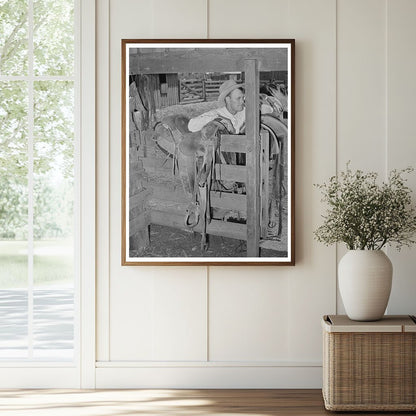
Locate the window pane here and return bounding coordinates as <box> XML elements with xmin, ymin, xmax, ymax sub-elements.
<box><xmin>0</xmin><ymin>81</ymin><xmax>28</xmax><ymax>359</ymax></box>
<box><xmin>33</xmin><ymin>80</ymin><xmax>74</xmax><ymax>359</ymax></box>
<box><xmin>0</xmin><ymin>289</ymin><xmax>28</xmax><ymax>359</ymax></box>
<box><xmin>33</xmin><ymin>0</ymin><xmax>74</xmax><ymax>76</ymax></box>
<box><xmin>0</xmin><ymin>82</ymin><xmax>28</xmax><ymax>243</ymax></box>
<box><xmin>0</xmin><ymin>0</ymin><xmax>28</xmax><ymax>76</ymax></box>
<box><xmin>33</xmin><ymin>287</ymin><xmax>74</xmax><ymax>360</ymax></box>
<box><xmin>33</xmin><ymin>81</ymin><xmax>74</xmax><ymax>256</ymax></box>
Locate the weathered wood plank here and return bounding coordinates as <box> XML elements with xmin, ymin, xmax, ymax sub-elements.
<box><xmin>180</xmin><ymin>98</ymin><xmax>205</xmax><ymax>104</ymax></box>
<box><xmin>129</xmin><ymin>188</ymin><xmax>153</xmax><ymax>208</ymax></box>
<box><xmin>205</xmin><ymin>219</ymin><xmax>246</xmax><ymax>241</ymax></box>
<box><xmin>167</xmin><ymin>74</ymin><xmax>176</xmax><ymax>106</ymax></box>
<box><xmin>245</xmin><ymin>59</ymin><xmax>261</xmax><ymax>257</ymax></box>
<box><xmin>150</xmin><ymin>210</ymin><xmax>247</xmax><ymax>241</ymax></box>
<box><xmin>142</xmin><ymin>160</ymin><xmax>246</xmax><ymax>182</ymax></box>
<box><xmin>219</xmin><ymin>134</ymin><xmax>248</xmax><ymax>153</ymax></box>
<box><xmin>129</xmin><ymin>161</ymin><xmax>144</xmax><ymax>173</ymax></box>
<box><xmin>210</xmin><ymin>192</ymin><xmax>246</xmax><ymax>213</ymax></box>
<box><xmin>148</xmin><ymin>200</ymin><xmax>188</xmax><ymax>216</ymax></box>
<box><xmin>143</xmin><ymin>158</ymin><xmax>247</xmax><ymax>183</ymax></box>
<box><xmin>130</xmin><ymin>48</ymin><xmax>288</xmax><ymax>74</ymax></box>
<box><xmin>214</xmin><ymin>164</ymin><xmax>246</xmax><ymax>182</ymax></box>
<box><xmin>147</xmin><ymin>183</ymin><xmax>187</xmax><ymax>203</ymax></box>
<box><xmin>259</xmin><ymin>239</ymin><xmax>285</xmax><ymax>252</ymax></box>
<box><xmin>148</xmin><ymin>182</ymin><xmax>247</xmax><ymax>214</ymax></box>
<box><xmin>153</xmin><ymin>75</ymin><xmax>161</xmax><ymax>109</ymax></box>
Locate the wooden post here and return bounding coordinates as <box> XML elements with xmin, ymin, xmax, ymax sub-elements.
<box><xmin>260</xmin><ymin>129</ymin><xmax>269</xmax><ymax>239</ymax></box>
<box><xmin>245</xmin><ymin>59</ymin><xmax>260</xmax><ymax>257</ymax></box>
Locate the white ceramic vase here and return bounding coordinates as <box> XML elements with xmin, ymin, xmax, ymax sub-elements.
<box><xmin>338</xmin><ymin>250</ymin><xmax>393</xmax><ymax>321</ymax></box>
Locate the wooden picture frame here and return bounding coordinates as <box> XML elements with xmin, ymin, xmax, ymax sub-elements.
<box><xmin>122</xmin><ymin>39</ymin><xmax>295</xmax><ymax>265</ymax></box>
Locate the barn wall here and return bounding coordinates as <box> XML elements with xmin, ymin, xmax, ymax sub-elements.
<box><xmin>95</xmin><ymin>0</ymin><xmax>416</xmax><ymax>387</ymax></box>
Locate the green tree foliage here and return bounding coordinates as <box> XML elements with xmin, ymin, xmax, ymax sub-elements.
<box><xmin>33</xmin><ymin>0</ymin><xmax>74</xmax><ymax>75</ymax></box>
<box><xmin>34</xmin><ymin>176</ymin><xmax>73</xmax><ymax>239</ymax></box>
<box><xmin>0</xmin><ymin>82</ymin><xmax>28</xmax><ymax>179</ymax></box>
<box><xmin>0</xmin><ymin>177</ymin><xmax>27</xmax><ymax>238</ymax></box>
<box><xmin>0</xmin><ymin>81</ymin><xmax>28</xmax><ymax>238</ymax></box>
<box><xmin>0</xmin><ymin>0</ymin><xmax>74</xmax><ymax>240</ymax></box>
<box><xmin>0</xmin><ymin>0</ymin><xmax>28</xmax><ymax>75</ymax></box>
<box><xmin>34</xmin><ymin>81</ymin><xmax>74</xmax><ymax>178</ymax></box>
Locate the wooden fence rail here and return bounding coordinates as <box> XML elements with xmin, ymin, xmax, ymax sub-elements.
<box><xmin>179</xmin><ymin>79</ymin><xmax>229</xmax><ymax>104</ymax></box>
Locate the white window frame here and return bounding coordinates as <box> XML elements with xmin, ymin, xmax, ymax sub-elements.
<box><xmin>0</xmin><ymin>0</ymin><xmax>95</xmax><ymax>388</ymax></box>
<box><xmin>79</xmin><ymin>0</ymin><xmax>96</xmax><ymax>390</ymax></box>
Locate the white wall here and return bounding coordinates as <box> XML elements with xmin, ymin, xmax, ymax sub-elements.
<box><xmin>95</xmin><ymin>0</ymin><xmax>416</xmax><ymax>388</ymax></box>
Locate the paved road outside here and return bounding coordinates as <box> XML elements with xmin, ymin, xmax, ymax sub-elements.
<box><xmin>0</xmin><ymin>287</ymin><xmax>74</xmax><ymax>360</ymax></box>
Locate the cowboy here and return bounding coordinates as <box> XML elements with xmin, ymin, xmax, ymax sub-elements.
<box><xmin>188</xmin><ymin>79</ymin><xmax>273</xmax><ymax>134</ymax></box>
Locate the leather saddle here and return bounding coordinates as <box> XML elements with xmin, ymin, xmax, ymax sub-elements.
<box><xmin>154</xmin><ymin>114</ymin><xmax>224</xmax><ymax>197</ymax></box>
<box><xmin>153</xmin><ymin>112</ymin><xmax>288</xmax><ymax>245</ymax></box>
<box><xmin>154</xmin><ymin>115</ymin><xmax>231</xmax><ymax>249</ymax></box>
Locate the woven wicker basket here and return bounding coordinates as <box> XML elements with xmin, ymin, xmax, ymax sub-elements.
<box><xmin>322</xmin><ymin>315</ymin><xmax>416</xmax><ymax>411</ymax></box>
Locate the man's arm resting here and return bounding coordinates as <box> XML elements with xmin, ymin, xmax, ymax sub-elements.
<box><xmin>188</xmin><ymin>109</ymin><xmax>220</xmax><ymax>132</ymax></box>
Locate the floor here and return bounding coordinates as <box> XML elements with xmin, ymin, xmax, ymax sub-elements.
<box><xmin>0</xmin><ymin>389</ymin><xmax>413</xmax><ymax>416</ymax></box>
<box><xmin>139</xmin><ymin>224</ymin><xmax>287</xmax><ymax>258</ymax></box>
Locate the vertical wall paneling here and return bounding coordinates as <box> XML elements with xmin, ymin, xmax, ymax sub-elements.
<box><xmin>209</xmin><ymin>0</ymin><xmax>290</xmax><ymax>38</ymax></box>
<box><xmin>209</xmin><ymin>267</ymin><xmax>290</xmax><ymax>362</ymax></box>
<box><xmin>208</xmin><ymin>0</ymin><xmax>336</xmax><ymax>367</ymax></box>
<box><xmin>110</xmin><ymin>268</ymin><xmax>208</xmax><ymax>361</ymax></box>
<box><xmin>336</xmin><ymin>0</ymin><xmax>386</xmax><ymax>172</ymax></box>
<box><xmin>94</xmin><ymin>0</ymin><xmax>416</xmax><ymax>388</ymax></box>
<box><xmin>151</xmin><ymin>271</ymin><xmax>208</xmax><ymax>361</ymax></box>
<box><xmin>96</xmin><ymin>0</ymin><xmax>110</xmax><ymax>362</ymax></box>
<box><xmin>386</xmin><ymin>0</ymin><xmax>416</xmax><ymax>314</ymax></box>
<box><xmin>106</xmin><ymin>0</ymin><xmax>208</xmax><ymax>363</ymax></box>
<box><xmin>149</xmin><ymin>0</ymin><xmax>208</xmax><ymax>38</ymax></box>
<box><xmin>286</xmin><ymin>0</ymin><xmax>337</xmax><ymax>361</ymax></box>
<box><xmin>206</xmin><ymin>266</ymin><xmax>210</xmax><ymax>361</ymax></box>
<box><xmin>336</xmin><ymin>0</ymin><xmax>387</xmax><ymax>314</ymax></box>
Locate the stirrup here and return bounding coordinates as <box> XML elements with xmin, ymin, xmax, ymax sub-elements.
<box><xmin>184</xmin><ymin>202</ymin><xmax>200</xmax><ymax>229</ymax></box>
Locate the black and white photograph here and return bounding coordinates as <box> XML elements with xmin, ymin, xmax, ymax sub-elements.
<box><xmin>122</xmin><ymin>40</ymin><xmax>295</xmax><ymax>265</ymax></box>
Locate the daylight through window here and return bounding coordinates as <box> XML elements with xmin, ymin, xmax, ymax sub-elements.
<box><xmin>0</xmin><ymin>0</ymin><xmax>77</xmax><ymax>361</ymax></box>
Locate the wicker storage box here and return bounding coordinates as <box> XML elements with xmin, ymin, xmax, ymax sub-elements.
<box><xmin>322</xmin><ymin>315</ymin><xmax>416</xmax><ymax>411</ymax></box>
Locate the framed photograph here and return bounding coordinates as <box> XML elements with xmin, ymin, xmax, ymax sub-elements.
<box><xmin>122</xmin><ymin>39</ymin><xmax>295</xmax><ymax>265</ymax></box>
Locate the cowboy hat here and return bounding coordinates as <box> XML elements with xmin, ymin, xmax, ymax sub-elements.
<box><xmin>218</xmin><ymin>79</ymin><xmax>245</xmax><ymax>103</ymax></box>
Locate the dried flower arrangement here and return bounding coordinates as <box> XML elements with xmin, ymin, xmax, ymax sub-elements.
<box><xmin>314</xmin><ymin>164</ymin><xmax>416</xmax><ymax>250</ymax></box>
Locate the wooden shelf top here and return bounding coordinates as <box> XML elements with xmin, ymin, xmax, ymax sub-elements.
<box><xmin>322</xmin><ymin>315</ymin><xmax>416</xmax><ymax>333</ymax></box>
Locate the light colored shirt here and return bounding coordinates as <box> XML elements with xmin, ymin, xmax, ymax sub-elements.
<box><xmin>188</xmin><ymin>107</ymin><xmax>246</xmax><ymax>134</ymax></box>
<box><xmin>187</xmin><ymin>104</ymin><xmax>274</xmax><ymax>134</ymax></box>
